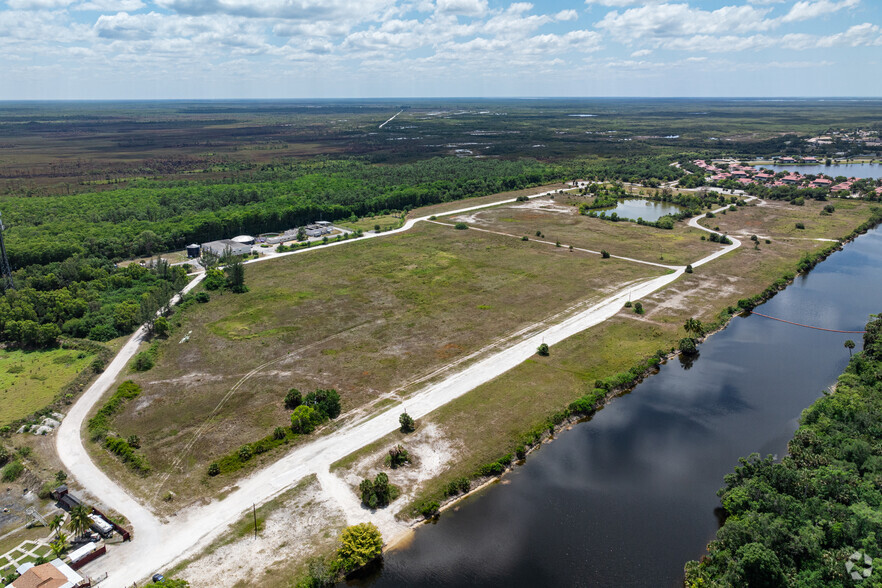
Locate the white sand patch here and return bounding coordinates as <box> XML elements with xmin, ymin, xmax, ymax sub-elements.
<box><xmin>179</xmin><ymin>477</ymin><xmax>345</xmax><ymax>588</ymax></box>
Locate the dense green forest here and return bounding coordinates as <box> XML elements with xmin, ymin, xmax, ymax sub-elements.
<box><xmin>685</xmin><ymin>314</ymin><xmax>882</xmax><ymax>588</ymax></box>
<box><xmin>0</xmin><ymin>259</ymin><xmax>187</xmax><ymax>348</ymax></box>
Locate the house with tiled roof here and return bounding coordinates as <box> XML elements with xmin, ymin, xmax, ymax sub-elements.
<box><xmin>6</xmin><ymin>559</ymin><xmax>86</xmax><ymax>588</ymax></box>
<box><xmin>810</xmin><ymin>178</ymin><xmax>832</xmax><ymax>188</ymax></box>
<box><xmin>781</xmin><ymin>174</ymin><xmax>802</xmax><ymax>185</ymax></box>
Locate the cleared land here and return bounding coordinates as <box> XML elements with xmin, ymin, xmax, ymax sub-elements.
<box><xmin>446</xmin><ymin>196</ymin><xmax>721</xmax><ymax>266</ymax></box>
<box><xmin>0</xmin><ymin>348</ymin><xmax>94</xmax><ymax>424</ymax></box>
<box><xmin>700</xmin><ymin>198</ymin><xmax>871</xmax><ymax>240</ymax></box>
<box><xmin>103</xmin><ymin>221</ymin><xmax>664</xmax><ymax>506</ymax></box>
<box><xmin>336</xmin><ymin>200</ymin><xmax>878</xmax><ymax>515</ymax></box>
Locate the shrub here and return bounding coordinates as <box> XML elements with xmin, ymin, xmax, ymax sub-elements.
<box><xmin>387</xmin><ymin>445</ymin><xmax>409</xmax><ymax>469</ymax></box>
<box><xmin>454</xmin><ymin>223</ymin><xmax>468</xmax><ymax>230</ymax></box>
<box><xmin>633</xmin><ymin>302</ymin><xmax>644</xmax><ymax>314</ymax></box>
<box><xmin>284</xmin><ymin>388</ymin><xmax>302</xmax><ymax>410</ymax></box>
<box><xmin>624</xmin><ymin>300</ymin><xmax>632</xmax><ymax>308</ymax></box>
<box><xmin>203</xmin><ymin>268</ymin><xmax>226</xmax><ymax>290</ymax></box>
<box><xmin>0</xmin><ymin>445</ymin><xmax>8</xmax><ymax>466</ymax></box>
<box><xmin>536</xmin><ymin>343</ymin><xmax>549</xmax><ymax>356</ymax></box>
<box><xmin>291</xmin><ymin>405</ymin><xmax>321</xmax><ymax>434</ymax></box>
<box><xmin>195</xmin><ymin>292</ymin><xmax>210</xmax><ymax>303</ymax></box>
<box><xmin>685</xmin><ymin>264</ymin><xmax>693</xmax><ymax>274</ymax></box>
<box><xmin>304</xmin><ymin>389</ymin><xmax>341</xmax><ymax>420</ymax></box>
<box><xmin>207</xmin><ymin>463</ymin><xmax>220</xmax><ymax>476</ymax></box>
<box><xmin>795</xmin><ymin>222</ymin><xmax>805</xmax><ymax>229</ymax></box>
<box><xmin>521</xmin><ymin>235</ymin><xmax>529</xmax><ymax>241</ymax></box>
<box><xmin>359</xmin><ymin>472</ymin><xmax>398</xmax><ymax>508</ymax></box>
<box><xmin>601</xmin><ymin>250</ymin><xmax>611</xmax><ymax>258</ymax></box>
<box><xmin>273</xmin><ymin>427</ymin><xmax>286</xmax><ymax>441</ymax></box>
<box><xmin>336</xmin><ymin>523</ymin><xmax>383</xmax><ymax>574</ymax></box>
<box><xmin>419</xmin><ymin>500</ymin><xmax>440</xmax><ymax>519</ymax></box>
<box><xmin>238</xmin><ymin>445</ymin><xmax>253</xmax><ymax>461</ymax></box>
<box><xmin>131</xmin><ymin>351</ymin><xmax>154</xmax><ymax>372</ymax></box>
<box><xmin>679</xmin><ymin>337</ymin><xmax>698</xmax><ymax>355</ymax></box>
<box><xmin>1</xmin><ymin>461</ymin><xmax>24</xmax><ymax>482</ymax></box>
<box><xmin>399</xmin><ymin>412</ymin><xmax>415</xmax><ymax>433</ymax></box>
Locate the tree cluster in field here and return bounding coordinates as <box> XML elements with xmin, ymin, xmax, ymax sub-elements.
<box><xmin>685</xmin><ymin>314</ymin><xmax>882</xmax><ymax>587</ymax></box>
<box><xmin>207</xmin><ymin>388</ymin><xmax>342</xmax><ymax>477</ymax></box>
<box><xmin>0</xmin><ymin>258</ymin><xmax>187</xmax><ymax>350</ymax></box>
<box><xmin>360</xmin><ymin>472</ymin><xmax>399</xmax><ymax>509</ymax></box>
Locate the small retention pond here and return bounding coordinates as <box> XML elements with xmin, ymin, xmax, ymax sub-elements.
<box><xmin>597</xmin><ymin>198</ymin><xmax>683</xmax><ymax>222</ymax></box>
<box><xmin>758</xmin><ymin>162</ymin><xmax>882</xmax><ymax>179</ymax></box>
<box><xmin>354</xmin><ymin>225</ymin><xmax>882</xmax><ymax>587</ymax></box>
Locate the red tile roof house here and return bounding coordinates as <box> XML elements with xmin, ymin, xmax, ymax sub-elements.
<box><xmin>755</xmin><ymin>172</ymin><xmax>775</xmax><ymax>180</ymax></box>
<box><xmin>772</xmin><ymin>181</ymin><xmax>787</xmax><ymax>187</ymax></box>
<box><xmin>875</xmin><ymin>187</ymin><xmax>882</xmax><ymax>196</ymax></box>
<box><xmin>779</xmin><ymin>157</ymin><xmax>797</xmax><ymax>163</ymax></box>
<box><xmin>731</xmin><ymin>170</ymin><xmax>748</xmax><ymax>178</ymax></box>
<box><xmin>737</xmin><ymin>178</ymin><xmax>752</xmax><ymax>185</ymax></box>
<box><xmin>782</xmin><ymin>174</ymin><xmax>802</xmax><ymax>185</ymax></box>
<box><xmin>810</xmin><ymin>178</ymin><xmax>833</xmax><ymax>188</ymax></box>
<box><xmin>831</xmin><ymin>182</ymin><xmax>853</xmax><ymax>192</ymax></box>
<box><xmin>803</xmin><ymin>157</ymin><xmax>819</xmax><ymax>163</ymax></box>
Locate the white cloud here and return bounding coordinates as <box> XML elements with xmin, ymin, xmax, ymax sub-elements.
<box><xmin>584</xmin><ymin>0</ymin><xmax>648</xmax><ymax>6</ymax></box>
<box><xmin>435</xmin><ymin>0</ymin><xmax>488</xmax><ymax>16</ymax></box>
<box><xmin>555</xmin><ymin>9</ymin><xmax>578</xmax><ymax>21</ymax></box>
<box><xmin>155</xmin><ymin>0</ymin><xmax>394</xmax><ymax>20</ymax></box>
<box><xmin>6</xmin><ymin>0</ymin><xmax>74</xmax><ymax>9</ymax></box>
<box><xmin>596</xmin><ymin>3</ymin><xmax>777</xmax><ymax>45</ymax></box>
<box><xmin>782</xmin><ymin>0</ymin><xmax>859</xmax><ymax>23</ymax></box>
<box><xmin>76</xmin><ymin>0</ymin><xmax>145</xmax><ymax>10</ymax></box>
<box><xmin>630</xmin><ymin>48</ymin><xmax>651</xmax><ymax>56</ymax></box>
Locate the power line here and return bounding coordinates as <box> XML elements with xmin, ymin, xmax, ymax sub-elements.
<box><xmin>750</xmin><ymin>311</ymin><xmax>866</xmax><ymax>334</ymax></box>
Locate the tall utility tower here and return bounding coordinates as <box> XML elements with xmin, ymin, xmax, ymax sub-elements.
<box><xmin>0</xmin><ymin>211</ymin><xmax>14</xmax><ymax>291</ymax></box>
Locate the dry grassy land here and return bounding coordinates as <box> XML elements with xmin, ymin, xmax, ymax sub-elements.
<box><xmin>334</xmin><ymin>200</ymin><xmax>878</xmax><ymax>514</ymax></box>
<box><xmin>446</xmin><ymin>196</ymin><xmax>721</xmax><ymax>266</ymax></box>
<box><xmin>408</xmin><ymin>184</ymin><xmax>569</xmax><ymax>219</ymax></box>
<box><xmin>101</xmin><ymin>221</ymin><xmax>664</xmax><ymax>506</ymax></box>
<box><xmin>701</xmin><ymin>198</ymin><xmax>870</xmax><ymax>240</ymax></box>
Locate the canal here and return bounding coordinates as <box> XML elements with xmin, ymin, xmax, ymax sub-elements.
<box><xmin>356</xmin><ymin>226</ymin><xmax>882</xmax><ymax>587</ymax></box>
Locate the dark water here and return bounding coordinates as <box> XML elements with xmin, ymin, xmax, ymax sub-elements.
<box><xmin>758</xmin><ymin>163</ymin><xmax>882</xmax><ymax>179</ymax></box>
<box><xmin>356</xmin><ymin>226</ymin><xmax>882</xmax><ymax>588</ymax></box>
<box><xmin>598</xmin><ymin>198</ymin><xmax>683</xmax><ymax>222</ymax></box>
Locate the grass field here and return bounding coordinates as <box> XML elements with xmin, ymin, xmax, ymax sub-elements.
<box><xmin>700</xmin><ymin>198</ymin><xmax>875</xmax><ymax>240</ymax></box>
<box><xmin>408</xmin><ymin>184</ymin><xmax>569</xmax><ymax>219</ymax></box>
<box><xmin>328</xmin><ymin>201</ymin><xmax>878</xmax><ymax>515</ymax></box>
<box><xmin>101</xmin><ymin>220</ymin><xmax>664</xmax><ymax>506</ymax></box>
<box><xmin>337</xmin><ymin>213</ymin><xmax>404</xmax><ymax>232</ymax></box>
<box><xmin>0</xmin><ymin>348</ymin><xmax>94</xmax><ymax>424</ymax></box>
<box><xmin>444</xmin><ymin>196</ymin><xmax>722</xmax><ymax>266</ymax></box>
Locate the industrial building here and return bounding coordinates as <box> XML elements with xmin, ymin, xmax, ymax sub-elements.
<box><xmin>201</xmin><ymin>239</ymin><xmax>252</xmax><ymax>258</ymax></box>
<box><xmin>304</xmin><ymin>221</ymin><xmax>333</xmax><ymax>238</ymax></box>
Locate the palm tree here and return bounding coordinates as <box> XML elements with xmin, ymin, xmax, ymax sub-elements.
<box><xmin>49</xmin><ymin>514</ymin><xmax>64</xmax><ymax>538</ymax></box>
<box><xmin>845</xmin><ymin>339</ymin><xmax>856</xmax><ymax>357</ymax></box>
<box><xmin>50</xmin><ymin>533</ymin><xmax>68</xmax><ymax>559</ymax></box>
<box><xmin>68</xmin><ymin>505</ymin><xmax>92</xmax><ymax>539</ymax></box>
<box><xmin>684</xmin><ymin>317</ymin><xmax>705</xmax><ymax>339</ymax></box>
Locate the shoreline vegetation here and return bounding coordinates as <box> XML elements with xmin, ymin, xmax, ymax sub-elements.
<box><xmin>684</xmin><ymin>313</ymin><xmax>882</xmax><ymax>587</ymax></box>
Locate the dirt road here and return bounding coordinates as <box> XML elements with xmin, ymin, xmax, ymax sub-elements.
<box><xmin>60</xmin><ymin>193</ymin><xmax>744</xmax><ymax>587</ymax></box>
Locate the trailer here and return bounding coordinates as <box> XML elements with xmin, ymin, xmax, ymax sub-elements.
<box><xmin>89</xmin><ymin>513</ymin><xmax>114</xmax><ymax>537</ymax></box>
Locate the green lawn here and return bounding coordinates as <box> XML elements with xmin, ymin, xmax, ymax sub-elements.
<box><xmin>0</xmin><ymin>347</ymin><xmax>95</xmax><ymax>424</ymax></box>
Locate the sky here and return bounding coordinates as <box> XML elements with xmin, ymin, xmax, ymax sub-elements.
<box><xmin>1</xmin><ymin>0</ymin><xmax>881</xmax><ymax>99</ymax></box>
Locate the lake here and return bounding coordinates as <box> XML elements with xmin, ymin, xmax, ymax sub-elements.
<box><xmin>355</xmin><ymin>225</ymin><xmax>882</xmax><ymax>587</ymax></box>
<box><xmin>758</xmin><ymin>162</ymin><xmax>882</xmax><ymax>179</ymax></box>
<box><xmin>598</xmin><ymin>198</ymin><xmax>683</xmax><ymax>222</ymax></box>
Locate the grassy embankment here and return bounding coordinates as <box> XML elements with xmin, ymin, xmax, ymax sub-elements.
<box><xmin>332</xmin><ymin>198</ymin><xmax>880</xmax><ymax>518</ymax></box>
<box><xmin>89</xmin><ymin>220</ymin><xmax>663</xmax><ymax>508</ymax></box>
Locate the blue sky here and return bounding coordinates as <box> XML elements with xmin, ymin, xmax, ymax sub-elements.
<box><xmin>1</xmin><ymin>0</ymin><xmax>880</xmax><ymax>99</ymax></box>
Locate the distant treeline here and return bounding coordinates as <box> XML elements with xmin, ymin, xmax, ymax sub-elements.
<box><xmin>685</xmin><ymin>314</ymin><xmax>882</xmax><ymax>587</ymax></box>
<box><xmin>2</xmin><ymin>158</ymin><xmax>562</xmax><ymax>267</ymax></box>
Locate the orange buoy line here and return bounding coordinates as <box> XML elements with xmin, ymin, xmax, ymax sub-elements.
<box><xmin>750</xmin><ymin>311</ymin><xmax>867</xmax><ymax>333</ymax></box>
